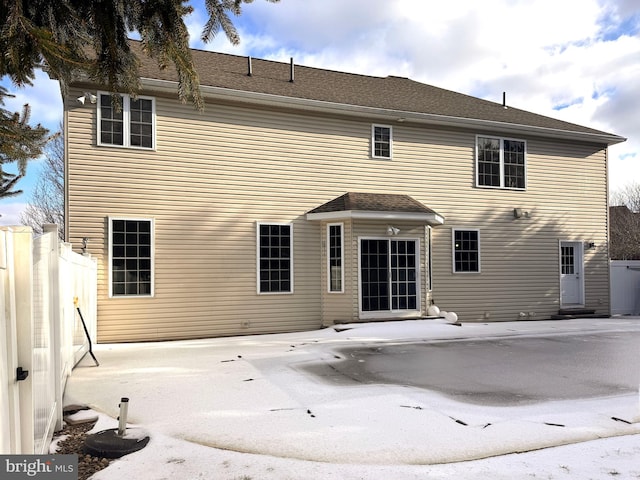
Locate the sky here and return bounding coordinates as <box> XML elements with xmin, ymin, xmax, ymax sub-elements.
<box><xmin>1</xmin><ymin>0</ymin><xmax>639</xmax><ymax>225</ymax></box>
<box><xmin>61</xmin><ymin>317</ymin><xmax>640</xmax><ymax>479</ymax></box>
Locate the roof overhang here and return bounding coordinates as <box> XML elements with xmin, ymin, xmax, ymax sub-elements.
<box><xmin>306</xmin><ymin>209</ymin><xmax>445</xmax><ymax>225</ymax></box>
<box><xmin>141</xmin><ymin>77</ymin><xmax>627</xmax><ymax>147</ymax></box>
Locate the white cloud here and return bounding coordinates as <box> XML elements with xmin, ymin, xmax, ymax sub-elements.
<box><xmin>1</xmin><ymin>69</ymin><xmax>62</xmax><ymax>131</ymax></box>
<box><xmin>0</xmin><ymin>202</ymin><xmax>27</xmax><ymax>227</ymax></box>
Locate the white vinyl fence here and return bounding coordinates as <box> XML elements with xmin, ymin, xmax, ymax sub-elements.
<box><xmin>610</xmin><ymin>260</ymin><xmax>640</xmax><ymax>316</ymax></box>
<box><xmin>1</xmin><ymin>225</ymin><xmax>97</xmax><ymax>455</ymax></box>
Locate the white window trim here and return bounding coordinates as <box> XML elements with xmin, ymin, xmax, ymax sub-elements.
<box><xmin>108</xmin><ymin>216</ymin><xmax>155</xmax><ymax>298</ymax></box>
<box><xmin>256</xmin><ymin>222</ymin><xmax>294</xmax><ymax>295</ymax></box>
<box><xmin>371</xmin><ymin>124</ymin><xmax>393</xmax><ymax>159</ymax></box>
<box><xmin>452</xmin><ymin>228</ymin><xmax>481</xmax><ymax>274</ymax></box>
<box><xmin>97</xmin><ymin>92</ymin><xmax>157</xmax><ymax>150</ymax></box>
<box><xmin>327</xmin><ymin>222</ymin><xmax>345</xmax><ymax>293</ymax></box>
<box><xmin>475</xmin><ymin>135</ymin><xmax>527</xmax><ymax>190</ymax></box>
<box><xmin>427</xmin><ymin>225</ymin><xmax>433</xmax><ymax>291</ymax></box>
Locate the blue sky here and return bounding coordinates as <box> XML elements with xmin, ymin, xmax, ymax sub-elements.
<box><xmin>1</xmin><ymin>0</ymin><xmax>639</xmax><ymax>225</ymax></box>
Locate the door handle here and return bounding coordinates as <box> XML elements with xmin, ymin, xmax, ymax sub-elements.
<box><xmin>16</xmin><ymin>367</ymin><xmax>29</xmax><ymax>381</ymax></box>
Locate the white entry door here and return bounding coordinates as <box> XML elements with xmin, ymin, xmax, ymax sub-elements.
<box><xmin>560</xmin><ymin>241</ymin><xmax>584</xmax><ymax>306</ymax></box>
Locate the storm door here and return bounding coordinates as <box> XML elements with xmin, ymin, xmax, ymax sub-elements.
<box><xmin>360</xmin><ymin>239</ymin><xmax>419</xmax><ymax>315</ymax></box>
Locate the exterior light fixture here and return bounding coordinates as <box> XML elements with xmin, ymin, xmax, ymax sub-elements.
<box><xmin>387</xmin><ymin>226</ymin><xmax>400</xmax><ymax>236</ymax></box>
<box><xmin>77</xmin><ymin>92</ymin><xmax>97</xmax><ymax>105</ymax></box>
<box><xmin>513</xmin><ymin>208</ymin><xmax>530</xmax><ymax>219</ymax></box>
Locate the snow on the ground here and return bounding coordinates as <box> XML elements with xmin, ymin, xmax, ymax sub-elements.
<box><xmin>64</xmin><ymin>318</ymin><xmax>640</xmax><ymax>479</ymax></box>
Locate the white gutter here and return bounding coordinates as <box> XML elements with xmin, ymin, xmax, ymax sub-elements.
<box><xmin>141</xmin><ymin>77</ymin><xmax>626</xmax><ymax>147</ymax></box>
<box><xmin>305</xmin><ymin>210</ymin><xmax>445</xmax><ymax>225</ymax></box>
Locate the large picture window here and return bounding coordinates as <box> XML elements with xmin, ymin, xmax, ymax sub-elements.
<box><xmin>110</xmin><ymin>218</ymin><xmax>154</xmax><ymax>296</ymax></box>
<box><xmin>476</xmin><ymin>136</ymin><xmax>525</xmax><ymax>189</ymax></box>
<box><xmin>98</xmin><ymin>93</ymin><xmax>155</xmax><ymax>149</ymax></box>
<box><xmin>453</xmin><ymin>229</ymin><xmax>480</xmax><ymax>273</ymax></box>
<box><xmin>328</xmin><ymin>223</ymin><xmax>344</xmax><ymax>292</ymax></box>
<box><xmin>257</xmin><ymin>223</ymin><xmax>293</xmax><ymax>294</ymax></box>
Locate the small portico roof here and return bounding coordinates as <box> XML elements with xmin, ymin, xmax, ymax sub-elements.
<box><xmin>306</xmin><ymin>192</ymin><xmax>445</xmax><ymax>225</ymax></box>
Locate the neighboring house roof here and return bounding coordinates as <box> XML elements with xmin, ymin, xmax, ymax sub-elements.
<box><xmin>610</xmin><ymin>205</ymin><xmax>640</xmax><ymax>260</ymax></box>
<box><xmin>124</xmin><ymin>41</ymin><xmax>625</xmax><ymax>146</ymax></box>
<box><xmin>306</xmin><ymin>192</ymin><xmax>445</xmax><ymax>225</ymax></box>
<box><xmin>610</xmin><ymin>205</ymin><xmax>634</xmax><ymax>216</ymax></box>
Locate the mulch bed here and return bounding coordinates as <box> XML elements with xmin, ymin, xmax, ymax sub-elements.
<box><xmin>52</xmin><ymin>421</ymin><xmax>112</xmax><ymax>480</ymax></box>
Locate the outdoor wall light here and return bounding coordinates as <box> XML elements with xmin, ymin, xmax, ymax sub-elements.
<box><xmin>387</xmin><ymin>226</ymin><xmax>400</xmax><ymax>236</ymax></box>
<box><xmin>77</xmin><ymin>92</ymin><xmax>97</xmax><ymax>105</ymax></box>
<box><xmin>513</xmin><ymin>208</ymin><xmax>531</xmax><ymax>219</ymax></box>
<box><xmin>586</xmin><ymin>241</ymin><xmax>596</xmax><ymax>249</ymax></box>
<box><xmin>82</xmin><ymin>237</ymin><xmax>90</xmax><ymax>254</ymax></box>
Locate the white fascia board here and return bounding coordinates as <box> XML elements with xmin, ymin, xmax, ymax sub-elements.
<box><xmin>141</xmin><ymin>78</ymin><xmax>626</xmax><ymax>147</ymax></box>
<box><xmin>306</xmin><ymin>210</ymin><xmax>445</xmax><ymax>225</ymax></box>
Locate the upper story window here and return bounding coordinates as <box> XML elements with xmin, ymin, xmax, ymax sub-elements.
<box><xmin>372</xmin><ymin>124</ymin><xmax>392</xmax><ymax>159</ymax></box>
<box><xmin>452</xmin><ymin>229</ymin><xmax>480</xmax><ymax>273</ymax></box>
<box><xmin>98</xmin><ymin>93</ymin><xmax>156</xmax><ymax>149</ymax></box>
<box><xmin>257</xmin><ymin>223</ymin><xmax>293</xmax><ymax>294</ymax></box>
<box><xmin>476</xmin><ymin>136</ymin><xmax>526</xmax><ymax>189</ymax></box>
<box><xmin>110</xmin><ymin>218</ymin><xmax>154</xmax><ymax>297</ymax></box>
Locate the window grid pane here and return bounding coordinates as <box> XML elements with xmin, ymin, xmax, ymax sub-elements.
<box><xmin>100</xmin><ymin>94</ymin><xmax>124</xmax><ymax>145</ymax></box>
<box><xmin>561</xmin><ymin>246</ymin><xmax>575</xmax><ymax>275</ymax></box>
<box><xmin>329</xmin><ymin>225</ymin><xmax>342</xmax><ymax>292</ymax></box>
<box><xmin>477</xmin><ymin>137</ymin><xmax>501</xmax><ymax>187</ymax></box>
<box><xmin>373</xmin><ymin>126</ymin><xmax>391</xmax><ymax>158</ymax></box>
<box><xmin>130</xmin><ymin>98</ymin><xmax>154</xmax><ymax>148</ymax></box>
<box><xmin>360</xmin><ymin>240</ymin><xmax>389</xmax><ymax>311</ymax></box>
<box><xmin>454</xmin><ymin>230</ymin><xmax>479</xmax><ymax>273</ymax></box>
<box><xmin>259</xmin><ymin>224</ymin><xmax>292</xmax><ymax>293</ymax></box>
<box><xmin>390</xmin><ymin>240</ymin><xmax>417</xmax><ymax>310</ymax></box>
<box><xmin>504</xmin><ymin>140</ymin><xmax>525</xmax><ymax>189</ymax></box>
<box><xmin>112</xmin><ymin>219</ymin><xmax>152</xmax><ymax>296</ymax></box>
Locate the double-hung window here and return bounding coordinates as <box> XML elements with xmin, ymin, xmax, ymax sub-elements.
<box><xmin>98</xmin><ymin>93</ymin><xmax>155</xmax><ymax>149</ymax></box>
<box><xmin>476</xmin><ymin>136</ymin><xmax>526</xmax><ymax>189</ymax></box>
<box><xmin>452</xmin><ymin>229</ymin><xmax>480</xmax><ymax>273</ymax></box>
<box><xmin>110</xmin><ymin>218</ymin><xmax>154</xmax><ymax>296</ymax></box>
<box><xmin>257</xmin><ymin>223</ymin><xmax>293</xmax><ymax>294</ymax></box>
<box><xmin>327</xmin><ymin>223</ymin><xmax>344</xmax><ymax>293</ymax></box>
<box><xmin>372</xmin><ymin>124</ymin><xmax>392</xmax><ymax>159</ymax></box>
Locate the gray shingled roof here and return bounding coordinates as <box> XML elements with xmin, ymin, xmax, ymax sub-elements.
<box><xmin>306</xmin><ymin>193</ymin><xmax>445</xmax><ymax>225</ymax></box>
<box><xmin>129</xmin><ymin>42</ymin><xmax>624</xmax><ymax>144</ymax></box>
<box><xmin>308</xmin><ymin>192</ymin><xmax>437</xmax><ymax>215</ymax></box>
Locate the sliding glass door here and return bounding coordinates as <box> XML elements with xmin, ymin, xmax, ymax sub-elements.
<box><xmin>360</xmin><ymin>239</ymin><xmax>419</xmax><ymax>314</ymax></box>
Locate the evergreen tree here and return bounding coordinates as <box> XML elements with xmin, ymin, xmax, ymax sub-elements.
<box><xmin>0</xmin><ymin>86</ymin><xmax>49</xmax><ymax>198</ymax></box>
<box><xmin>0</xmin><ymin>0</ymin><xmax>279</xmax><ymax>110</ymax></box>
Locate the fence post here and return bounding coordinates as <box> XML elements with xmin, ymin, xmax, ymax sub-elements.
<box><xmin>44</xmin><ymin>224</ymin><xmax>64</xmax><ymax>432</ymax></box>
<box><xmin>13</xmin><ymin>227</ymin><xmax>34</xmax><ymax>454</ymax></box>
<box><xmin>0</xmin><ymin>228</ymin><xmax>21</xmax><ymax>453</ymax></box>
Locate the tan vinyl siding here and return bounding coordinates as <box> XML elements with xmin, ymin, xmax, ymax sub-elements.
<box><xmin>319</xmin><ymin>220</ymin><xmax>354</xmax><ymax>325</ymax></box>
<box><xmin>429</xmin><ymin>140</ymin><xmax>609</xmax><ymax>322</ymax></box>
<box><xmin>67</xmin><ymin>86</ymin><xmax>610</xmax><ymax>341</ymax></box>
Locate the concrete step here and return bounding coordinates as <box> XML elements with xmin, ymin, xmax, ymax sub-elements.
<box><xmin>552</xmin><ymin>308</ymin><xmax>608</xmax><ymax>320</ymax></box>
